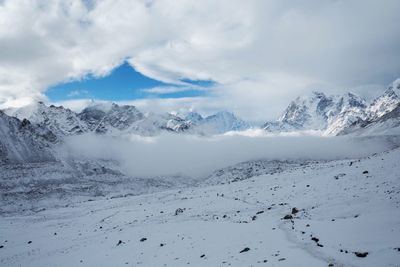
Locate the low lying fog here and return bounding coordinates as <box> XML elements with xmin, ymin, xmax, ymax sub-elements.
<box><xmin>63</xmin><ymin>132</ymin><xmax>392</xmax><ymax>178</ymax></box>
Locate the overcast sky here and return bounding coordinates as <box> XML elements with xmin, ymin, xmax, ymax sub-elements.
<box><xmin>1</xmin><ymin>0</ymin><xmax>399</xmax><ymax>121</ymax></box>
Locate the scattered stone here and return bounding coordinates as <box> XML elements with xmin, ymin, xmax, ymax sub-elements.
<box><xmin>329</xmin><ymin>264</ymin><xmax>334</xmax><ymax>267</ymax></box>
<box><xmin>363</xmin><ymin>171</ymin><xmax>369</xmax><ymax>174</ymax></box>
<box><xmin>256</xmin><ymin>211</ymin><xmax>264</xmax><ymax>215</ymax></box>
<box><xmin>200</xmin><ymin>254</ymin><xmax>205</xmax><ymax>258</ymax></box>
<box><xmin>311</xmin><ymin>237</ymin><xmax>319</xmax><ymax>243</ymax></box>
<box><xmin>354</xmin><ymin>252</ymin><xmax>368</xmax><ymax>258</ymax></box>
<box><xmin>140</xmin><ymin>237</ymin><xmax>147</xmax><ymax>242</ymax></box>
<box><xmin>27</xmin><ymin>241</ymin><xmax>32</xmax><ymax>244</ymax></box>
<box><xmin>263</xmin><ymin>259</ymin><xmax>268</xmax><ymax>263</ymax></box>
<box><xmin>239</xmin><ymin>247</ymin><xmax>250</xmax><ymax>253</ymax></box>
<box><xmin>175</xmin><ymin>208</ymin><xmax>184</xmax><ymax>216</ymax></box>
<box><xmin>278</xmin><ymin>258</ymin><xmax>286</xmax><ymax>261</ymax></box>
<box><xmin>282</xmin><ymin>214</ymin><xmax>293</xmax><ymax>220</ymax></box>
<box><xmin>394</xmin><ymin>247</ymin><xmax>400</xmax><ymax>252</ymax></box>
<box><xmin>291</xmin><ymin>207</ymin><xmax>299</xmax><ymax>214</ymax></box>
<box><xmin>117</xmin><ymin>240</ymin><xmax>124</xmax><ymax>246</ymax></box>
<box><xmin>317</xmin><ymin>243</ymin><xmax>324</xmax><ymax>247</ymax></box>
<box><xmin>251</xmin><ymin>216</ymin><xmax>257</xmax><ymax>221</ymax></box>
<box><xmin>0</xmin><ymin>245</ymin><xmax>3</xmax><ymax>249</ymax></box>
<box><xmin>160</xmin><ymin>243</ymin><xmax>165</xmax><ymax>247</ymax></box>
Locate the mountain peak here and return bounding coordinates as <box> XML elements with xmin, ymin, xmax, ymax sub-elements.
<box><xmin>388</xmin><ymin>78</ymin><xmax>400</xmax><ymax>91</ymax></box>
<box><xmin>185</xmin><ymin>112</ymin><xmax>203</xmax><ymax>123</ymax></box>
<box><xmin>311</xmin><ymin>91</ymin><xmax>327</xmax><ymax>99</ymax></box>
<box><xmin>263</xmin><ymin>78</ymin><xmax>400</xmax><ymax>135</ymax></box>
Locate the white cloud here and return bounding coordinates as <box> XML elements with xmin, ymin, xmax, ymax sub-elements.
<box><xmin>141</xmin><ymin>85</ymin><xmax>201</xmax><ymax>95</ymax></box>
<box><xmin>1</xmin><ymin>0</ymin><xmax>399</xmax><ymax>118</ymax></box>
<box><xmin>64</xmin><ymin>133</ymin><xmax>391</xmax><ymax>178</ymax></box>
<box><xmin>67</xmin><ymin>89</ymin><xmax>89</xmax><ymax>97</ymax></box>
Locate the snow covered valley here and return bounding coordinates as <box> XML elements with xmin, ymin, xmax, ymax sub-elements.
<box><xmin>1</xmin><ymin>142</ymin><xmax>400</xmax><ymax>266</ymax></box>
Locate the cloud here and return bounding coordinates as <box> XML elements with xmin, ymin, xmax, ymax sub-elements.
<box><xmin>1</xmin><ymin>0</ymin><xmax>399</xmax><ymax>117</ymax></box>
<box><xmin>63</xmin><ymin>132</ymin><xmax>392</xmax><ymax>178</ymax></box>
<box><xmin>142</xmin><ymin>85</ymin><xmax>201</xmax><ymax>95</ymax></box>
<box><xmin>67</xmin><ymin>89</ymin><xmax>89</xmax><ymax>97</ymax></box>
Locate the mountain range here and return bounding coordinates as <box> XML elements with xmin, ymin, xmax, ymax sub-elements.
<box><xmin>4</xmin><ymin>102</ymin><xmax>249</xmax><ymax>139</ymax></box>
<box><xmin>1</xmin><ymin>78</ymin><xmax>399</xmax><ymax>163</ymax></box>
<box><xmin>1</xmin><ymin>102</ymin><xmax>250</xmax><ymax>162</ymax></box>
<box><xmin>263</xmin><ymin>78</ymin><xmax>400</xmax><ymax>136</ymax></box>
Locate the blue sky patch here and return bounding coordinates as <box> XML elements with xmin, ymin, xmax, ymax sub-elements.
<box><xmin>45</xmin><ymin>62</ymin><xmax>213</xmax><ymax>101</ymax></box>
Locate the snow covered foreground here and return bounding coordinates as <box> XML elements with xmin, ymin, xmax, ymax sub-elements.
<box><xmin>1</xmin><ymin>148</ymin><xmax>400</xmax><ymax>267</ymax></box>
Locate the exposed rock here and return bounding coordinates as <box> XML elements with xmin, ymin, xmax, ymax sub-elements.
<box><xmin>239</xmin><ymin>247</ymin><xmax>250</xmax><ymax>253</ymax></box>
<box><xmin>291</xmin><ymin>207</ymin><xmax>299</xmax><ymax>214</ymax></box>
<box><xmin>175</xmin><ymin>208</ymin><xmax>184</xmax><ymax>215</ymax></box>
<box><xmin>354</xmin><ymin>252</ymin><xmax>368</xmax><ymax>258</ymax></box>
<box><xmin>282</xmin><ymin>214</ymin><xmax>293</xmax><ymax>220</ymax></box>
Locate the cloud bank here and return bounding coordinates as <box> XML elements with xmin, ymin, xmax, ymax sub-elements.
<box><xmin>1</xmin><ymin>0</ymin><xmax>400</xmax><ymax>119</ymax></box>
<box><xmin>63</xmin><ymin>133</ymin><xmax>392</xmax><ymax>178</ymax></box>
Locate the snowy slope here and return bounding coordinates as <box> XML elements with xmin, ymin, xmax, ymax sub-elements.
<box><xmin>368</xmin><ymin>78</ymin><xmax>400</xmax><ymax>119</ymax></box>
<box><xmin>339</xmin><ymin>104</ymin><xmax>400</xmax><ymax>136</ymax></box>
<box><xmin>324</xmin><ymin>93</ymin><xmax>368</xmax><ymax>135</ymax></box>
<box><xmin>1</xmin><ymin>147</ymin><xmax>399</xmax><ymax>267</ymax></box>
<box><xmin>0</xmin><ymin>111</ymin><xmax>56</xmax><ymax>163</ymax></box>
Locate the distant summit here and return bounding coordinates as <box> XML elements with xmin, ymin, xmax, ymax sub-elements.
<box><xmin>263</xmin><ymin>78</ymin><xmax>400</xmax><ymax>136</ymax></box>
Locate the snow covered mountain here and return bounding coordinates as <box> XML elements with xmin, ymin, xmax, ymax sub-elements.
<box><xmin>339</xmin><ymin>103</ymin><xmax>400</xmax><ymax>136</ymax></box>
<box><xmin>0</xmin><ymin>111</ymin><xmax>56</xmax><ymax>163</ymax></box>
<box><xmin>263</xmin><ymin>78</ymin><xmax>400</xmax><ymax>136</ymax></box>
<box><xmin>184</xmin><ymin>111</ymin><xmax>250</xmax><ymax>135</ymax></box>
<box><xmin>6</xmin><ymin>102</ymin><xmax>87</xmax><ymax>137</ymax></box>
<box><xmin>5</xmin><ymin>102</ymin><xmax>250</xmax><ymax>137</ymax></box>
<box><xmin>78</xmin><ymin>103</ymin><xmax>144</xmax><ymax>134</ymax></box>
<box><xmin>1</xmin><ymin>86</ymin><xmax>400</xmax><ymax>267</ymax></box>
<box><xmin>126</xmin><ymin>112</ymin><xmax>192</xmax><ymax>136</ymax></box>
<box><xmin>200</xmin><ymin>111</ymin><xmax>250</xmax><ymax>134</ymax></box>
<box><xmin>367</xmin><ymin>79</ymin><xmax>400</xmax><ymax>119</ymax></box>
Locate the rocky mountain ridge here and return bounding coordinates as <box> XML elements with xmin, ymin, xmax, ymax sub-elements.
<box><xmin>5</xmin><ymin>102</ymin><xmax>250</xmax><ymax>138</ymax></box>
<box><xmin>263</xmin><ymin>78</ymin><xmax>400</xmax><ymax>135</ymax></box>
